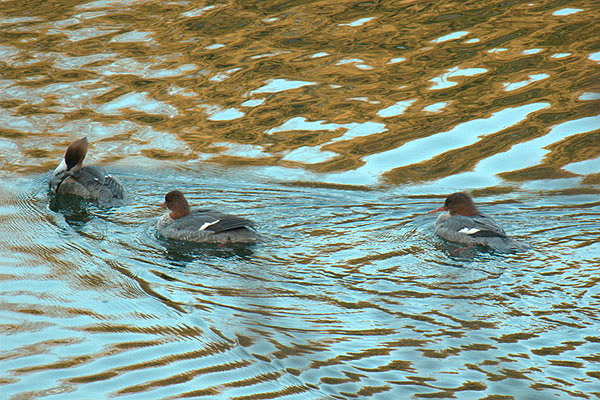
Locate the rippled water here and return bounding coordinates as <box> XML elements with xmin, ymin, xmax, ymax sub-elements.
<box><xmin>1</xmin><ymin>0</ymin><xmax>599</xmax><ymax>399</ymax></box>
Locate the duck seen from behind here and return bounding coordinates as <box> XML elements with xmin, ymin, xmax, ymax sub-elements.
<box><xmin>50</xmin><ymin>137</ymin><xmax>124</xmax><ymax>204</ymax></box>
<box><xmin>157</xmin><ymin>190</ymin><xmax>260</xmax><ymax>244</ymax></box>
<box><xmin>428</xmin><ymin>192</ymin><xmax>530</xmax><ymax>252</ymax></box>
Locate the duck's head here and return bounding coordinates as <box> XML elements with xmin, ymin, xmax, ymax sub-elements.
<box><xmin>160</xmin><ymin>190</ymin><xmax>191</xmax><ymax>220</ymax></box>
<box><xmin>429</xmin><ymin>192</ymin><xmax>479</xmax><ymax>216</ymax></box>
<box><xmin>64</xmin><ymin>137</ymin><xmax>88</xmax><ymax>171</ymax></box>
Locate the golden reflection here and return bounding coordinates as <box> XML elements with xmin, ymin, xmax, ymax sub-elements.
<box><xmin>0</xmin><ymin>0</ymin><xmax>597</xmax><ymax>187</ymax></box>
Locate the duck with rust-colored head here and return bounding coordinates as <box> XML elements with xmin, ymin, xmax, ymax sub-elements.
<box><xmin>428</xmin><ymin>192</ymin><xmax>530</xmax><ymax>252</ymax></box>
<box><xmin>50</xmin><ymin>137</ymin><xmax>124</xmax><ymax>204</ymax></box>
<box><xmin>157</xmin><ymin>190</ymin><xmax>260</xmax><ymax>244</ymax></box>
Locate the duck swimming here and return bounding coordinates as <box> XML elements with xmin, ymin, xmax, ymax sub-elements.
<box><xmin>428</xmin><ymin>192</ymin><xmax>530</xmax><ymax>252</ymax></box>
<box><xmin>49</xmin><ymin>137</ymin><xmax>124</xmax><ymax>204</ymax></box>
<box><xmin>156</xmin><ymin>190</ymin><xmax>260</xmax><ymax>244</ymax></box>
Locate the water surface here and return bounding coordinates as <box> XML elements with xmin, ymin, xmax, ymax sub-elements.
<box><xmin>1</xmin><ymin>0</ymin><xmax>599</xmax><ymax>399</ymax></box>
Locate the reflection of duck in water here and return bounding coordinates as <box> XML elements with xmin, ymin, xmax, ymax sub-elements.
<box><xmin>157</xmin><ymin>190</ymin><xmax>260</xmax><ymax>244</ymax></box>
<box><xmin>50</xmin><ymin>137</ymin><xmax>125</xmax><ymax>204</ymax></box>
<box><xmin>429</xmin><ymin>192</ymin><xmax>530</xmax><ymax>252</ymax></box>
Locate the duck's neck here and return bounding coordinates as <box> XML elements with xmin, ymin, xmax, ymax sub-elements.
<box><xmin>70</xmin><ymin>162</ymin><xmax>83</xmax><ymax>172</ymax></box>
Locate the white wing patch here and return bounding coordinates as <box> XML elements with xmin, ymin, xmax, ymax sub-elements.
<box><xmin>199</xmin><ymin>220</ymin><xmax>220</xmax><ymax>231</ymax></box>
<box><xmin>459</xmin><ymin>227</ymin><xmax>481</xmax><ymax>235</ymax></box>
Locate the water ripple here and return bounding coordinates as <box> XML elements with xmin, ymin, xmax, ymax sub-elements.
<box><xmin>2</xmin><ymin>0</ymin><xmax>600</xmax><ymax>398</ymax></box>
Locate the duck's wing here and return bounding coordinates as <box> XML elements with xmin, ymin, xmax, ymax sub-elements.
<box><xmin>436</xmin><ymin>213</ymin><xmax>530</xmax><ymax>252</ymax></box>
<box><xmin>76</xmin><ymin>166</ymin><xmax>125</xmax><ymax>201</ymax></box>
<box><xmin>50</xmin><ymin>169</ymin><xmax>91</xmax><ymax>198</ymax></box>
<box><xmin>467</xmin><ymin>215</ymin><xmax>508</xmax><ymax>237</ymax></box>
<box><xmin>435</xmin><ymin>214</ymin><xmax>505</xmax><ymax>244</ymax></box>
<box><xmin>170</xmin><ymin>210</ymin><xmax>255</xmax><ymax>234</ymax></box>
<box><xmin>101</xmin><ymin>174</ymin><xmax>125</xmax><ymax>200</ymax></box>
<box><xmin>446</xmin><ymin>214</ymin><xmax>507</xmax><ymax>238</ymax></box>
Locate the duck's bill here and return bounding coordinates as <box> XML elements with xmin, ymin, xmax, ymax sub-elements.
<box><xmin>427</xmin><ymin>206</ymin><xmax>447</xmax><ymax>213</ymax></box>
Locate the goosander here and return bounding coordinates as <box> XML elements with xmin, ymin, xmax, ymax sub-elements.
<box><xmin>49</xmin><ymin>137</ymin><xmax>124</xmax><ymax>204</ymax></box>
<box><xmin>429</xmin><ymin>192</ymin><xmax>530</xmax><ymax>252</ymax></box>
<box><xmin>156</xmin><ymin>190</ymin><xmax>260</xmax><ymax>244</ymax></box>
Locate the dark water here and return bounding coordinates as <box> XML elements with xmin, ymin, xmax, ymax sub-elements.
<box><xmin>1</xmin><ymin>0</ymin><xmax>599</xmax><ymax>399</ymax></box>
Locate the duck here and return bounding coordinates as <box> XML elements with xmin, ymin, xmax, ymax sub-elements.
<box><xmin>49</xmin><ymin>137</ymin><xmax>125</xmax><ymax>204</ymax></box>
<box><xmin>428</xmin><ymin>192</ymin><xmax>530</xmax><ymax>252</ymax></box>
<box><xmin>156</xmin><ymin>190</ymin><xmax>260</xmax><ymax>244</ymax></box>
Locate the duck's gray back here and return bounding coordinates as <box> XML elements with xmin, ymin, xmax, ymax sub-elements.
<box><xmin>50</xmin><ymin>166</ymin><xmax>124</xmax><ymax>204</ymax></box>
<box><xmin>435</xmin><ymin>213</ymin><xmax>530</xmax><ymax>252</ymax></box>
<box><xmin>157</xmin><ymin>210</ymin><xmax>259</xmax><ymax>244</ymax></box>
